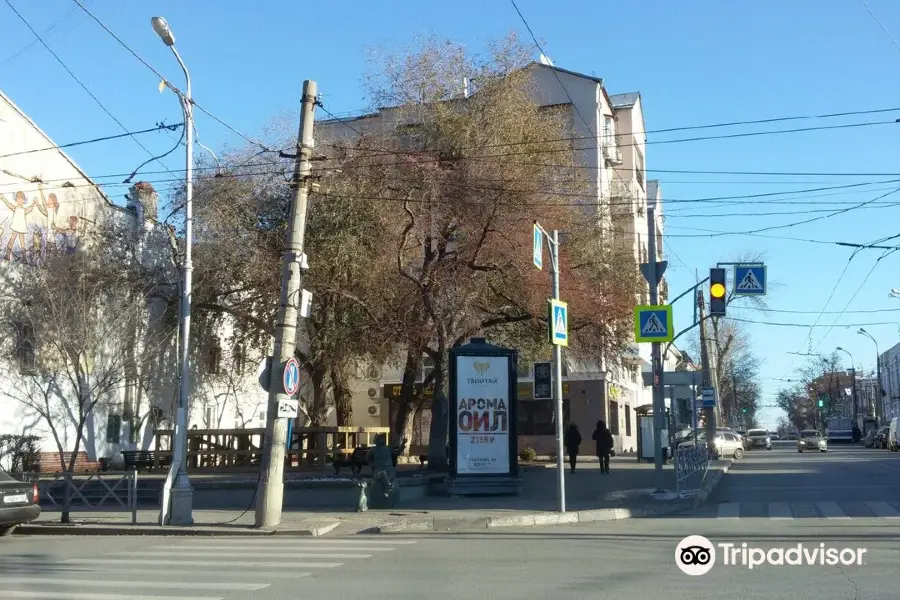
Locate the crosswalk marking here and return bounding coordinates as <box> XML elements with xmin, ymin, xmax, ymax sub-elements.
<box><xmin>123</xmin><ymin>551</ymin><xmax>372</xmax><ymax>559</ymax></box>
<box><xmin>62</xmin><ymin>558</ymin><xmax>343</xmax><ymax>569</ymax></box>
<box><xmin>157</xmin><ymin>544</ymin><xmax>396</xmax><ymax>552</ymax></box>
<box><xmin>816</xmin><ymin>502</ymin><xmax>851</xmax><ymax>520</ymax></box>
<box><xmin>67</xmin><ymin>567</ymin><xmax>312</xmax><ymax>579</ymax></box>
<box><xmin>768</xmin><ymin>502</ymin><xmax>793</xmax><ymax>519</ymax></box>
<box><xmin>717</xmin><ymin>502</ymin><xmax>740</xmax><ymax>518</ymax></box>
<box><xmin>175</xmin><ymin>539</ymin><xmax>419</xmax><ymax>546</ymax></box>
<box><xmin>0</xmin><ymin>578</ymin><xmax>268</xmax><ymax>592</ymax></box>
<box><xmin>864</xmin><ymin>501</ymin><xmax>900</xmax><ymax>518</ymax></box>
<box><xmin>0</xmin><ymin>592</ymin><xmax>217</xmax><ymax>600</ymax></box>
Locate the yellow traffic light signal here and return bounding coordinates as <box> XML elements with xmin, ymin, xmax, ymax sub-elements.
<box><xmin>710</xmin><ymin>268</ymin><xmax>727</xmax><ymax>316</ymax></box>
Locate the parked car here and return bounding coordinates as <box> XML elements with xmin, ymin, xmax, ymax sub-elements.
<box><xmin>0</xmin><ymin>468</ymin><xmax>40</xmax><ymax>536</ymax></box>
<box><xmin>890</xmin><ymin>418</ymin><xmax>900</xmax><ymax>452</ymax></box>
<box><xmin>797</xmin><ymin>430</ymin><xmax>827</xmax><ymax>453</ymax></box>
<box><xmin>875</xmin><ymin>426</ymin><xmax>890</xmax><ymax>449</ymax></box>
<box><xmin>746</xmin><ymin>428</ymin><xmax>772</xmax><ymax>450</ymax></box>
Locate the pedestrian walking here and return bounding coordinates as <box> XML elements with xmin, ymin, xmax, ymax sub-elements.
<box><xmin>592</xmin><ymin>420</ymin><xmax>614</xmax><ymax>474</ymax></box>
<box><xmin>564</xmin><ymin>422</ymin><xmax>582</xmax><ymax>474</ymax></box>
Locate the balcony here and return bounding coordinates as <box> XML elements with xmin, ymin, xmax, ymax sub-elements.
<box><xmin>603</xmin><ymin>138</ymin><xmax>623</xmax><ymax>166</ymax></box>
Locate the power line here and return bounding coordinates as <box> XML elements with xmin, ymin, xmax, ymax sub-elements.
<box><xmin>729</xmin><ymin>317</ymin><xmax>900</xmax><ymax>328</ymax></box>
<box><xmin>0</xmin><ymin>122</ymin><xmax>182</xmax><ymax>159</ymax></box>
<box><xmin>4</xmin><ymin>0</ymin><xmax>178</xmax><ymax>176</ymax></box>
<box><xmin>70</xmin><ymin>0</ymin><xmax>273</xmax><ymax>153</ymax></box>
<box><xmin>508</xmin><ymin>0</ymin><xmax>597</xmax><ymax>139</ymax></box>
<box><xmin>860</xmin><ymin>0</ymin><xmax>900</xmax><ymax>54</ymax></box>
<box><xmin>737</xmin><ymin>306</ymin><xmax>900</xmax><ymax>315</ymax></box>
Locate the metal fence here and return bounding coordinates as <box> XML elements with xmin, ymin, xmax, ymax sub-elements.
<box><xmin>674</xmin><ymin>444</ymin><xmax>709</xmax><ymax>497</ymax></box>
<box><xmin>39</xmin><ymin>471</ymin><xmax>138</xmax><ymax>524</ymax></box>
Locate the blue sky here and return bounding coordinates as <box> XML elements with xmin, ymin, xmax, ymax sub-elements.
<box><xmin>4</xmin><ymin>0</ymin><xmax>900</xmax><ymax>428</ymax></box>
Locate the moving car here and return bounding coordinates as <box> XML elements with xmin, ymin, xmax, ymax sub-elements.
<box><xmin>0</xmin><ymin>468</ymin><xmax>40</xmax><ymax>536</ymax></box>
<box><xmin>681</xmin><ymin>430</ymin><xmax>744</xmax><ymax>459</ymax></box>
<box><xmin>797</xmin><ymin>429</ymin><xmax>827</xmax><ymax>453</ymax></box>
<box><xmin>746</xmin><ymin>428</ymin><xmax>772</xmax><ymax>450</ymax></box>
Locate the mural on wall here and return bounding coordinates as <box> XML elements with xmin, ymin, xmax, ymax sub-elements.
<box><xmin>0</xmin><ymin>176</ymin><xmax>89</xmax><ymax>265</ymax></box>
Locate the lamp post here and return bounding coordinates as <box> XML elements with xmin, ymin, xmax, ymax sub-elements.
<box><xmin>835</xmin><ymin>346</ymin><xmax>858</xmax><ymax>433</ymax></box>
<box><xmin>152</xmin><ymin>16</ymin><xmax>194</xmax><ymax>526</ymax></box>
<box><xmin>858</xmin><ymin>328</ymin><xmax>883</xmax><ymax>426</ymax></box>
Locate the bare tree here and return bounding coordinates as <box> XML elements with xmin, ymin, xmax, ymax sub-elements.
<box><xmin>0</xmin><ymin>228</ymin><xmax>173</xmax><ymax>522</ymax></box>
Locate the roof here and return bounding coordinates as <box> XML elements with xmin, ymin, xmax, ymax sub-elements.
<box><xmin>0</xmin><ymin>89</ymin><xmax>115</xmax><ymax>209</ymax></box>
<box><xmin>609</xmin><ymin>92</ymin><xmax>641</xmax><ymax>109</ymax></box>
<box><xmin>526</xmin><ymin>61</ymin><xmax>604</xmax><ymax>85</ymax></box>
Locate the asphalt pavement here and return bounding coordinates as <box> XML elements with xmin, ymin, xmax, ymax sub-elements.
<box><xmin>4</xmin><ymin>443</ymin><xmax>899</xmax><ymax>599</ymax></box>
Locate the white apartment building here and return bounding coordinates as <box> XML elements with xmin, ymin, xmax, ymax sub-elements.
<box><xmin>879</xmin><ymin>342</ymin><xmax>900</xmax><ymax>422</ymax></box>
<box><xmin>0</xmin><ymin>90</ymin><xmax>268</xmax><ymax>470</ymax></box>
<box><xmin>316</xmin><ymin>60</ymin><xmax>684</xmax><ymax>456</ymax></box>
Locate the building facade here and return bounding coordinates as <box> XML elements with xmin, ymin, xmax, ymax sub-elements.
<box><xmin>317</xmin><ymin>60</ymin><xmax>684</xmax><ymax>456</ymax></box>
<box><xmin>0</xmin><ymin>90</ymin><xmax>266</xmax><ymax>471</ymax></box>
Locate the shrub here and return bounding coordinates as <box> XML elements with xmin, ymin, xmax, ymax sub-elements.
<box><xmin>518</xmin><ymin>447</ymin><xmax>537</xmax><ymax>462</ymax></box>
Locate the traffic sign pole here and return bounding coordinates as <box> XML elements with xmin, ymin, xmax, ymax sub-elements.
<box><xmin>549</xmin><ymin>229</ymin><xmax>566</xmax><ymax>514</ymax></box>
<box><xmin>645</xmin><ymin>206</ymin><xmax>667</xmax><ymax>493</ymax></box>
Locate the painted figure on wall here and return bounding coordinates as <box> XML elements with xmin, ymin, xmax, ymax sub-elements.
<box><xmin>31</xmin><ymin>182</ymin><xmax>61</xmax><ymax>262</ymax></box>
<box><xmin>1</xmin><ymin>191</ymin><xmax>37</xmax><ymax>261</ymax></box>
<box><xmin>53</xmin><ymin>215</ymin><xmax>86</xmax><ymax>254</ymax></box>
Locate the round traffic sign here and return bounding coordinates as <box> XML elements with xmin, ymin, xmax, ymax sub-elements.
<box><xmin>283</xmin><ymin>357</ymin><xmax>301</xmax><ymax>396</ymax></box>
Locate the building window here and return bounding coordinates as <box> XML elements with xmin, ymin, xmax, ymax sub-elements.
<box><xmin>603</xmin><ymin>116</ymin><xmax>615</xmax><ymax>147</ymax></box>
<box><xmin>14</xmin><ymin>322</ymin><xmax>36</xmax><ymax>373</ymax></box>
<box><xmin>233</xmin><ymin>345</ymin><xmax>246</xmax><ymax>376</ymax></box>
<box><xmin>625</xmin><ymin>405</ymin><xmax>632</xmax><ymax>436</ymax></box>
<box><xmin>635</xmin><ymin>148</ymin><xmax>645</xmax><ymax>189</ymax></box>
<box><xmin>204</xmin><ymin>405</ymin><xmax>216</xmax><ymax>428</ymax></box>
<box><xmin>107</xmin><ymin>414</ymin><xmax>122</xmax><ymax>444</ymax></box>
<box><xmin>609</xmin><ymin>401</ymin><xmax>620</xmax><ymax>435</ymax></box>
<box><xmin>517</xmin><ymin>399</ymin><xmax>571</xmax><ymax>436</ymax></box>
<box><xmin>206</xmin><ymin>345</ymin><xmax>221</xmax><ymax>375</ymax></box>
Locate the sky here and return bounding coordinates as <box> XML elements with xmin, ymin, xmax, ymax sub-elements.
<box><xmin>3</xmin><ymin>0</ymin><xmax>900</xmax><ymax>429</ymax></box>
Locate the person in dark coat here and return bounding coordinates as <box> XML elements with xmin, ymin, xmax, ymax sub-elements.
<box><xmin>564</xmin><ymin>423</ymin><xmax>583</xmax><ymax>474</ymax></box>
<box><xmin>592</xmin><ymin>420</ymin><xmax>614</xmax><ymax>474</ymax></box>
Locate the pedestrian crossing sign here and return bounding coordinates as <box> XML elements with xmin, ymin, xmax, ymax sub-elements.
<box><xmin>548</xmin><ymin>299</ymin><xmax>568</xmax><ymax>347</ymax></box>
<box><xmin>634</xmin><ymin>305</ymin><xmax>674</xmax><ymax>343</ymax></box>
<box><xmin>733</xmin><ymin>265</ymin><xmax>767</xmax><ymax>296</ymax></box>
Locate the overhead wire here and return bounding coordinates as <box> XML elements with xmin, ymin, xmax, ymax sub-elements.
<box><xmin>0</xmin><ymin>123</ymin><xmax>183</xmax><ymax>160</ymax></box>
<box><xmin>4</xmin><ymin>0</ymin><xmax>180</xmax><ymax>178</ymax></box>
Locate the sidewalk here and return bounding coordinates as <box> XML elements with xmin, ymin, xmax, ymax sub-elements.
<box><xmin>18</xmin><ymin>457</ymin><xmax>731</xmax><ymax>536</ymax></box>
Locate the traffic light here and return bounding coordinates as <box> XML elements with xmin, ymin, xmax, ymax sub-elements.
<box><xmin>709</xmin><ymin>268</ymin><xmax>727</xmax><ymax>316</ymax></box>
<box><xmin>741</xmin><ymin>408</ymin><xmax>747</xmax><ymax>414</ymax></box>
<box><xmin>817</xmin><ymin>398</ymin><xmax>824</xmax><ymax>408</ymax></box>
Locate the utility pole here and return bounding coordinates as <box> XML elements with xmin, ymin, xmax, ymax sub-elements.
<box><xmin>255</xmin><ymin>80</ymin><xmax>317</xmax><ymax>529</ymax></box>
<box><xmin>697</xmin><ymin>288</ymin><xmax>716</xmax><ymax>454</ymax></box>
<box><xmin>645</xmin><ymin>206</ymin><xmax>666</xmax><ymax>491</ymax></box>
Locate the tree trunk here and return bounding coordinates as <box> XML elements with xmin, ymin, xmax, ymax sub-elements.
<box><xmin>426</xmin><ymin>352</ymin><xmax>448</xmax><ymax>472</ymax></box>
<box><xmin>305</xmin><ymin>364</ymin><xmax>328</xmax><ymax>466</ymax></box>
<box><xmin>392</xmin><ymin>349</ymin><xmax>422</xmax><ymax>454</ymax></box>
<box><xmin>330</xmin><ymin>365</ymin><xmax>353</xmax><ymax>426</ymax></box>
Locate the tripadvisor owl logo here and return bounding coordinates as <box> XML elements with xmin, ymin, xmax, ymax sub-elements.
<box><xmin>676</xmin><ymin>535</ymin><xmax>715</xmax><ymax>576</ymax></box>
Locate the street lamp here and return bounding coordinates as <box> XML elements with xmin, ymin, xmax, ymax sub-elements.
<box><xmin>858</xmin><ymin>328</ymin><xmax>883</xmax><ymax>426</ymax></box>
<box><xmin>835</xmin><ymin>346</ymin><xmax>858</xmax><ymax>429</ymax></box>
<box><xmin>152</xmin><ymin>16</ymin><xmax>194</xmax><ymax>526</ymax></box>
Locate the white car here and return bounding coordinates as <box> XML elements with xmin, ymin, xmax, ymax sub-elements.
<box><xmin>797</xmin><ymin>430</ymin><xmax>827</xmax><ymax>453</ymax></box>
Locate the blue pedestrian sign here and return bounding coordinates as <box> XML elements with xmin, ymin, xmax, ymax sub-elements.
<box><xmin>283</xmin><ymin>357</ymin><xmax>301</xmax><ymax>396</ymax></box>
<box><xmin>533</xmin><ymin>224</ymin><xmax>543</xmax><ymax>270</ymax></box>
<box><xmin>634</xmin><ymin>305</ymin><xmax>674</xmax><ymax>343</ymax></box>
<box><xmin>733</xmin><ymin>265</ymin><xmax>766</xmax><ymax>296</ymax></box>
<box><xmin>549</xmin><ymin>299</ymin><xmax>568</xmax><ymax>347</ymax></box>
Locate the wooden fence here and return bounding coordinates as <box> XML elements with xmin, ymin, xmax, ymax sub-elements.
<box><xmin>152</xmin><ymin>426</ymin><xmax>393</xmax><ymax>471</ymax></box>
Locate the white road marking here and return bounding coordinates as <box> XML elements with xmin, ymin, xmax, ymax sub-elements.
<box><xmin>152</xmin><ymin>544</ymin><xmax>395</xmax><ymax>552</ymax></box>
<box><xmin>52</xmin><ymin>567</ymin><xmax>311</xmax><ymax>580</ymax></box>
<box><xmin>62</xmin><ymin>558</ymin><xmax>341</xmax><ymax>569</ymax></box>
<box><xmin>172</xmin><ymin>538</ymin><xmax>417</xmax><ymax>545</ymax></box>
<box><xmin>0</xmin><ymin>578</ymin><xmax>267</xmax><ymax>592</ymax></box>
<box><xmin>0</xmin><ymin>591</ymin><xmax>219</xmax><ymax>600</ymax></box>
<box><xmin>768</xmin><ymin>502</ymin><xmax>793</xmax><ymax>519</ymax></box>
<box><xmin>816</xmin><ymin>502</ymin><xmax>850</xmax><ymax>520</ymax></box>
<box><xmin>717</xmin><ymin>503</ymin><xmax>740</xmax><ymax>519</ymax></box>
<box><xmin>864</xmin><ymin>501</ymin><xmax>900</xmax><ymax>518</ymax></box>
<box><xmin>121</xmin><ymin>551</ymin><xmax>371</xmax><ymax>559</ymax></box>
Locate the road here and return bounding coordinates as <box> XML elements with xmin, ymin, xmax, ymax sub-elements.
<box><xmin>3</xmin><ymin>444</ymin><xmax>899</xmax><ymax>599</ymax></box>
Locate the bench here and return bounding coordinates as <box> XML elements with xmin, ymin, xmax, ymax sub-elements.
<box><xmin>333</xmin><ymin>438</ymin><xmax>409</xmax><ymax>476</ymax></box>
<box><xmin>333</xmin><ymin>447</ymin><xmax>370</xmax><ymax>476</ymax></box>
<box><xmin>121</xmin><ymin>450</ymin><xmax>162</xmax><ymax>472</ymax></box>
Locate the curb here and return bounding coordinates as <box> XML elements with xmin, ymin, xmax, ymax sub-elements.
<box><xmin>691</xmin><ymin>459</ymin><xmax>733</xmax><ymax>512</ymax></box>
<box><xmin>363</xmin><ymin>503</ymin><xmax>688</xmax><ymax>534</ymax></box>
<box><xmin>15</xmin><ymin>521</ymin><xmax>341</xmax><ymax>537</ymax></box>
<box><xmin>365</xmin><ymin>461</ymin><xmax>734</xmax><ymax>534</ymax></box>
